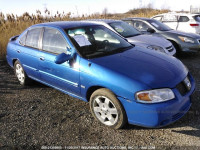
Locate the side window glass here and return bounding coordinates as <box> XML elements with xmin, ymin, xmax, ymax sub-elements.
<box><xmin>194</xmin><ymin>15</ymin><xmax>200</xmax><ymax>22</ymax></box>
<box><xmin>153</xmin><ymin>16</ymin><xmax>163</xmax><ymax>21</ymax></box>
<box><xmin>163</xmin><ymin>15</ymin><xmax>177</xmax><ymax>22</ymax></box>
<box><xmin>133</xmin><ymin>21</ymin><xmax>150</xmax><ymax>31</ymax></box>
<box><xmin>25</xmin><ymin>28</ymin><xmax>42</xmax><ymax>49</ymax></box>
<box><xmin>124</xmin><ymin>20</ymin><xmax>133</xmax><ymax>26</ymax></box>
<box><xmin>19</xmin><ymin>32</ymin><xmax>27</xmax><ymax>45</ymax></box>
<box><xmin>93</xmin><ymin>28</ymin><xmax>119</xmax><ymax>43</ymax></box>
<box><xmin>42</xmin><ymin>28</ymin><xmax>69</xmax><ymax>54</ymax></box>
<box><xmin>179</xmin><ymin>16</ymin><xmax>189</xmax><ymax>22</ymax></box>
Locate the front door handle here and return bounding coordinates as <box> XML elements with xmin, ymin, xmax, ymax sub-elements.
<box><xmin>40</xmin><ymin>57</ymin><xmax>45</xmax><ymax>61</ymax></box>
<box><xmin>17</xmin><ymin>50</ymin><xmax>20</xmax><ymax>53</ymax></box>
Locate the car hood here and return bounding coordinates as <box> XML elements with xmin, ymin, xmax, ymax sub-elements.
<box><xmin>90</xmin><ymin>46</ymin><xmax>187</xmax><ymax>89</ymax></box>
<box><xmin>166</xmin><ymin>30</ymin><xmax>200</xmax><ymax>38</ymax></box>
<box><xmin>126</xmin><ymin>34</ymin><xmax>172</xmax><ymax>48</ymax></box>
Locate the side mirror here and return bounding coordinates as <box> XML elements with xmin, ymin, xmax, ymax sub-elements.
<box><xmin>147</xmin><ymin>28</ymin><xmax>155</xmax><ymax>33</ymax></box>
<box><xmin>55</xmin><ymin>53</ymin><xmax>71</xmax><ymax>64</ymax></box>
<box><xmin>66</xmin><ymin>47</ymin><xmax>72</xmax><ymax>55</ymax></box>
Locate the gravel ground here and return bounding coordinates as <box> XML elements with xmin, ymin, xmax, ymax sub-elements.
<box><xmin>0</xmin><ymin>54</ymin><xmax>200</xmax><ymax>150</ymax></box>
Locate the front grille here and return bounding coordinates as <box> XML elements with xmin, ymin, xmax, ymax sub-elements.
<box><xmin>166</xmin><ymin>45</ymin><xmax>174</xmax><ymax>52</ymax></box>
<box><xmin>172</xmin><ymin>103</ymin><xmax>189</xmax><ymax>121</ymax></box>
<box><xmin>176</xmin><ymin>77</ymin><xmax>191</xmax><ymax>96</ymax></box>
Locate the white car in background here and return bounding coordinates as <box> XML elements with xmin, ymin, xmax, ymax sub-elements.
<box><xmin>152</xmin><ymin>13</ymin><xmax>200</xmax><ymax>35</ymax></box>
<box><xmin>84</xmin><ymin>19</ymin><xmax>176</xmax><ymax>56</ymax></box>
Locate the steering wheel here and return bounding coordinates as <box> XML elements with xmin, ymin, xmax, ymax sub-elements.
<box><xmin>102</xmin><ymin>40</ymin><xmax>110</xmax><ymax>50</ymax></box>
<box><xmin>102</xmin><ymin>40</ymin><xmax>109</xmax><ymax>45</ymax></box>
<box><xmin>96</xmin><ymin>40</ymin><xmax>110</xmax><ymax>52</ymax></box>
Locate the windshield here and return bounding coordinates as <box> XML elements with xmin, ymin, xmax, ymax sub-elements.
<box><xmin>66</xmin><ymin>25</ymin><xmax>133</xmax><ymax>59</ymax></box>
<box><xmin>194</xmin><ymin>15</ymin><xmax>200</xmax><ymax>22</ymax></box>
<box><xmin>109</xmin><ymin>21</ymin><xmax>141</xmax><ymax>38</ymax></box>
<box><xmin>147</xmin><ymin>19</ymin><xmax>172</xmax><ymax>31</ymax></box>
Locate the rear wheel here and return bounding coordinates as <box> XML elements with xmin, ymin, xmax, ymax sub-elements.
<box><xmin>14</xmin><ymin>60</ymin><xmax>32</xmax><ymax>85</ymax></box>
<box><xmin>90</xmin><ymin>88</ymin><xmax>127</xmax><ymax>129</ymax></box>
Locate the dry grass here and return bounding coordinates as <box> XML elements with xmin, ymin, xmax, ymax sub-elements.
<box><xmin>0</xmin><ymin>8</ymin><xmax>169</xmax><ymax>59</ymax></box>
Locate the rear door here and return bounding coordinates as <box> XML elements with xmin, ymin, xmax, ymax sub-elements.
<box><xmin>162</xmin><ymin>14</ymin><xmax>178</xmax><ymax>30</ymax></box>
<box><xmin>38</xmin><ymin>27</ymin><xmax>80</xmax><ymax>96</ymax></box>
<box><xmin>16</xmin><ymin>27</ymin><xmax>42</xmax><ymax>80</ymax></box>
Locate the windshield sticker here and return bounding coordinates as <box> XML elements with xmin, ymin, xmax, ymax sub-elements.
<box><xmin>114</xmin><ymin>25</ymin><xmax>124</xmax><ymax>33</ymax></box>
<box><xmin>73</xmin><ymin>35</ymin><xmax>91</xmax><ymax>47</ymax></box>
<box><xmin>151</xmin><ymin>22</ymin><xmax>159</xmax><ymax>28</ymax></box>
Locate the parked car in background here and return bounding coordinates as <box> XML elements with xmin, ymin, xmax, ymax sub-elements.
<box><xmin>123</xmin><ymin>18</ymin><xmax>200</xmax><ymax>54</ymax></box>
<box><xmin>7</xmin><ymin>21</ymin><xmax>195</xmax><ymax>129</ymax></box>
<box><xmin>152</xmin><ymin>13</ymin><xmax>200</xmax><ymax>35</ymax></box>
<box><xmin>85</xmin><ymin>19</ymin><xmax>176</xmax><ymax>56</ymax></box>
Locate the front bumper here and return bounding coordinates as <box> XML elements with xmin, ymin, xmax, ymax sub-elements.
<box><xmin>180</xmin><ymin>42</ymin><xmax>200</xmax><ymax>53</ymax></box>
<box><xmin>119</xmin><ymin>73</ymin><xmax>195</xmax><ymax>128</ymax></box>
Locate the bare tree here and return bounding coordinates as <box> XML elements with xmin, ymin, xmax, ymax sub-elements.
<box><xmin>147</xmin><ymin>3</ymin><xmax>153</xmax><ymax>9</ymax></box>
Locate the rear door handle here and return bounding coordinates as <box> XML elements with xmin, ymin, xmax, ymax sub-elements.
<box><xmin>40</xmin><ymin>57</ymin><xmax>45</xmax><ymax>61</ymax></box>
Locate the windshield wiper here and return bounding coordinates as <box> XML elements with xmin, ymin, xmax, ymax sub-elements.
<box><xmin>125</xmin><ymin>34</ymin><xmax>141</xmax><ymax>38</ymax></box>
<box><xmin>161</xmin><ymin>29</ymin><xmax>172</xmax><ymax>31</ymax></box>
<box><xmin>86</xmin><ymin>46</ymin><xmax>134</xmax><ymax>59</ymax></box>
<box><xmin>113</xmin><ymin>45</ymin><xmax>134</xmax><ymax>53</ymax></box>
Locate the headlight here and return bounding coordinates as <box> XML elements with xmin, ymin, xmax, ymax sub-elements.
<box><xmin>147</xmin><ymin>45</ymin><xmax>165</xmax><ymax>53</ymax></box>
<box><xmin>178</xmin><ymin>36</ymin><xmax>195</xmax><ymax>43</ymax></box>
<box><xmin>183</xmin><ymin>64</ymin><xmax>189</xmax><ymax>72</ymax></box>
<box><xmin>135</xmin><ymin>88</ymin><xmax>175</xmax><ymax>103</ymax></box>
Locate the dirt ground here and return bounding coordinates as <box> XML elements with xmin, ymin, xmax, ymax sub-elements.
<box><xmin>0</xmin><ymin>54</ymin><xmax>200</xmax><ymax>150</ymax></box>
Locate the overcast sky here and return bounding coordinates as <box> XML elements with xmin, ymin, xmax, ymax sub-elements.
<box><xmin>0</xmin><ymin>0</ymin><xmax>200</xmax><ymax>16</ymax></box>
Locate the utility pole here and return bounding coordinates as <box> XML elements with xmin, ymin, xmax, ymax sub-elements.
<box><xmin>139</xmin><ymin>0</ymin><xmax>142</xmax><ymax>8</ymax></box>
<box><xmin>75</xmin><ymin>5</ymin><xmax>79</xmax><ymax>17</ymax></box>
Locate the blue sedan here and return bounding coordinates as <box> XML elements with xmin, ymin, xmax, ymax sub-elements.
<box><xmin>6</xmin><ymin>21</ymin><xmax>195</xmax><ymax>129</ymax></box>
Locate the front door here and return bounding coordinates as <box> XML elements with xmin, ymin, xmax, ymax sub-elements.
<box><xmin>38</xmin><ymin>27</ymin><xmax>80</xmax><ymax>96</ymax></box>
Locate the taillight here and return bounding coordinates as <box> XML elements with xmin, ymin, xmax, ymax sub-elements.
<box><xmin>190</xmin><ymin>24</ymin><xmax>199</xmax><ymax>27</ymax></box>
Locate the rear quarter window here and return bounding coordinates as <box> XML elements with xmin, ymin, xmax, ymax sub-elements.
<box><xmin>179</xmin><ymin>16</ymin><xmax>189</xmax><ymax>22</ymax></box>
<box><xmin>194</xmin><ymin>15</ymin><xmax>200</xmax><ymax>22</ymax></box>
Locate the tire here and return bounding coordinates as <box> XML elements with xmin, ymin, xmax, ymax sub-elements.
<box><xmin>90</xmin><ymin>88</ymin><xmax>127</xmax><ymax>129</ymax></box>
<box><xmin>14</xmin><ymin>60</ymin><xmax>32</xmax><ymax>86</ymax></box>
<box><xmin>168</xmin><ymin>40</ymin><xmax>181</xmax><ymax>56</ymax></box>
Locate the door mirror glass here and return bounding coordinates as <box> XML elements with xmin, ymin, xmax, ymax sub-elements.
<box><xmin>55</xmin><ymin>53</ymin><xmax>71</xmax><ymax>64</ymax></box>
<box><xmin>147</xmin><ymin>28</ymin><xmax>155</xmax><ymax>33</ymax></box>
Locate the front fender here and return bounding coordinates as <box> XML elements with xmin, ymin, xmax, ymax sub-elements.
<box><xmin>80</xmin><ymin>59</ymin><xmax>149</xmax><ymax>101</ymax></box>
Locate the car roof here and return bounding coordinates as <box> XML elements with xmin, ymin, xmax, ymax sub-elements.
<box><xmin>153</xmin><ymin>12</ymin><xmax>200</xmax><ymax>17</ymax></box>
<box><xmin>32</xmin><ymin>21</ymin><xmax>99</xmax><ymax>29</ymax></box>
<box><xmin>84</xmin><ymin>19</ymin><xmax>123</xmax><ymax>24</ymax></box>
<box><xmin>123</xmin><ymin>17</ymin><xmax>152</xmax><ymax>21</ymax></box>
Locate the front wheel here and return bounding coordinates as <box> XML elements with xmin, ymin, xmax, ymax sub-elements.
<box><xmin>90</xmin><ymin>88</ymin><xmax>127</xmax><ymax>129</ymax></box>
<box><xmin>14</xmin><ymin>60</ymin><xmax>32</xmax><ymax>85</ymax></box>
